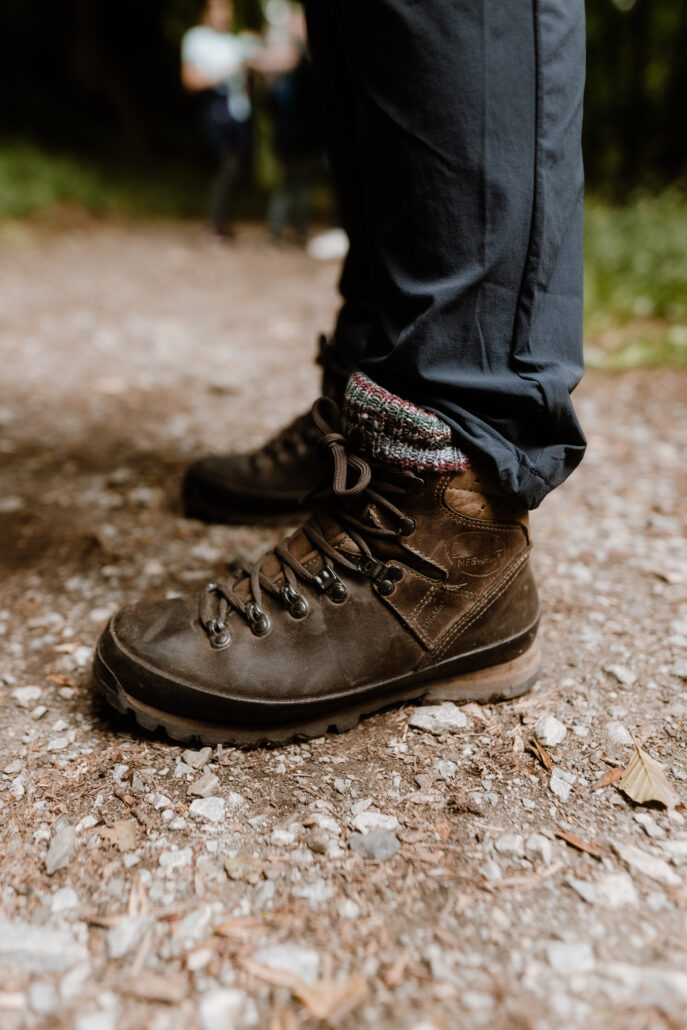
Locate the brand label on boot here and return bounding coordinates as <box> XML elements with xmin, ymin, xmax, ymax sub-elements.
<box><xmin>450</xmin><ymin>531</ymin><xmax>507</xmax><ymax>578</ymax></box>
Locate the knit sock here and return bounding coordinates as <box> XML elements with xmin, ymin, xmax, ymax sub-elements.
<box><xmin>341</xmin><ymin>372</ymin><xmax>470</xmax><ymax>473</ymax></box>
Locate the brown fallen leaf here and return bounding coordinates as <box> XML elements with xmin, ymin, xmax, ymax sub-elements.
<box><xmin>99</xmin><ymin>820</ymin><xmax>138</xmax><ymax>853</ymax></box>
<box><xmin>555</xmin><ymin>828</ymin><xmax>603</xmax><ymax>858</ymax></box>
<box><xmin>592</xmin><ymin>767</ymin><xmax>623</xmax><ymax>791</ymax></box>
<box><xmin>527</xmin><ymin>737</ymin><xmax>553</xmax><ymax>772</ymax></box>
<box><xmin>618</xmin><ymin>737</ymin><xmax>682</xmax><ymax>809</ymax></box>
<box><xmin>293</xmin><ymin>974</ymin><xmax>367</xmax><ymax>1023</ymax></box>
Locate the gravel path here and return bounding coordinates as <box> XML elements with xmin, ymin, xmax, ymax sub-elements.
<box><xmin>1</xmin><ymin>223</ymin><xmax>686</xmax><ymax>1030</ymax></box>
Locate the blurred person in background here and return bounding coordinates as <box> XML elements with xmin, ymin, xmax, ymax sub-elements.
<box><xmin>97</xmin><ymin>0</ymin><xmax>587</xmax><ymax>747</ymax></box>
<box><xmin>255</xmin><ymin>2</ymin><xmax>322</xmax><ymax>245</ymax></box>
<box><xmin>181</xmin><ymin>0</ymin><xmax>257</xmax><ymax>239</ymax></box>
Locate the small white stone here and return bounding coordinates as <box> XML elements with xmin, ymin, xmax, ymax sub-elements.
<box><xmin>252</xmin><ymin>944</ymin><xmax>320</xmax><ymax>984</ymax></box>
<box><xmin>409</xmin><ymin>703</ymin><xmax>467</xmax><ymax>735</ymax></box>
<box><xmin>606</xmin><ymin>721</ymin><xmax>633</xmax><ymax>746</ymax></box>
<box><xmin>546</xmin><ymin>941</ymin><xmax>595</xmax><ymax>975</ymax></box>
<box><xmin>433</xmin><ymin>759</ymin><xmax>458</xmax><ymax>781</ymax></box>
<box><xmin>495</xmin><ymin>834</ymin><xmax>525</xmax><ymax>859</ymax></box>
<box><xmin>604</xmin><ymin>664</ymin><xmax>637</xmax><ymax>688</ymax></box>
<box><xmin>182</xmin><ymin>747</ymin><xmax>212</xmax><ymax>769</ymax></box>
<box><xmin>634</xmin><ymin>812</ymin><xmax>666</xmax><ymax>840</ymax></box>
<box><xmin>566</xmin><ymin>877</ymin><xmax>597</xmax><ymax>904</ymax></box>
<box><xmin>31</xmin><ymin>705</ymin><xmax>48</xmax><ymax>721</ymax></box>
<box><xmin>595</xmin><ymin>872</ymin><xmax>639</xmax><ymax>908</ymax></box>
<box><xmin>526</xmin><ymin>833</ymin><xmax>553</xmax><ymax>865</ymax></box>
<box><xmin>534</xmin><ymin>715</ymin><xmax>567</xmax><ymax>747</ymax></box>
<box><xmin>480</xmin><ymin>859</ymin><xmax>502</xmax><ymax>883</ymax></box>
<box><xmin>549</xmin><ymin>768</ymin><xmax>575</xmax><ymax>802</ymax></box>
<box><xmin>190</xmin><ymin>797</ymin><xmax>225</xmax><ymax>823</ymax></box>
<box><xmin>187</xmin><ymin>771</ymin><xmax>219</xmax><ymax>798</ymax></box>
<box><xmin>45</xmin><ymin>820</ymin><xmax>76</xmax><ymax>876</ymax></box>
<box><xmin>351</xmin><ymin>810</ymin><xmax>398</xmax><ymax>834</ymax></box>
<box><xmin>51</xmin><ymin>887</ymin><xmax>79</xmax><ymax>914</ymax></box>
<box><xmin>338</xmin><ymin>899</ymin><xmax>360</xmax><ymax>919</ymax></box>
<box><xmin>270</xmin><ymin>827</ymin><xmax>297</xmax><ymax>847</ymax></box>
<box><xmin>612</xmin><ymin>841</ymin><xmax>682</xmax><ymax>887</ymax></box>
<box><xmin>159</xmin><ymin>847</ymin><xmax>193</xmax><ymax>872</ymax></box>
<box><xmin>11</xmin><ymin>686</ymin><xmax>42</xmax><ymax>708</ymax></box>
<box><xmin>199</xmin><ymin>989</ymin><xmax>249</xmax><ymax>1030</ymax></box>
<box><xmin>106</xmin><ymin>916</ymin><xmax>153</xmax><ymax>960</ymax></box>
<box><xmin>146</xmin><ymin>792</ymin><xmax>171</xmax><ymax>810</ymax></box>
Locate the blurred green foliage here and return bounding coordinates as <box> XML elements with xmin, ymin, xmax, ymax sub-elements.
<box><xmin>584</xmin><ymin>191</ymin><xmax>687</xmax><ymax>368</ymax></box>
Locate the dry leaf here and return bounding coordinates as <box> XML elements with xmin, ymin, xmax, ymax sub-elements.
<box><xmin>592</xmin><ymin>767</ymin><xmax>623</xmax><ymax>791</ymax></box>
<box><xmin>214</xmin><ymin>916</ymin><xmax>265</xmax><ymax>942</ymax></box>
<box><xmin>99</xmin><ymin>820</ymin><xmax>138</xmax><ymax>852</ymax></box>
<box><xmin>527</xmin><ymin>737</ymin><xmax>553</xmax><ymax>772</ymax></box>
<box><xmin>618</xmin><ymin>739</ymin><xmax>682</xmax><ymax>809</ymax></box>
<box><xmin>555</xmin><ymin>828</ymin><xmax>603</xmax><ymax>858</ymax></box>
<box><xmin>293</xmin><ymin>974</ymin><xmax>367</xmax><ymax>1023</ymax></box>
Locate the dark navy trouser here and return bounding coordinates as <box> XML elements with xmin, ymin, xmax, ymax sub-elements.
<box><xmin>304</xmin><ymin>0</ymin><xmax>586</xmax><ymax>509</ymax></box>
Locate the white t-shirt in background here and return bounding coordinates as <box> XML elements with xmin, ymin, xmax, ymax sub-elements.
<box><xmin>182</xmin><ymin>26</ymin><xmax>254</xmax><ymax>121</ymax></box>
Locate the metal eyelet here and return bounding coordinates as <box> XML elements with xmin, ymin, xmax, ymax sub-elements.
<box><xmin>313</xmin><ymin>566</ymin><xmax>347</xmax><ymax>603</ymax></box>
<box><xmin>245</xmin><ymin>603</ymin><xmax>272</xmax><ymax>637</ymax></box>
<box><xmin>281</xmin><ymin>583</ymin><xmax>310</xmax><ymax>619</ymax></box>
<box><xmin>207</xmin><ymin>618</ymin><xmax>231</xmax><ymax>649</ymax></box>
<box><xmin>375</xmin><ymin>563</ymin><xmax>404</xmax><ymax>596</ymax></box>
<box><xmin>397</xmin><ymin>516</ymin><xmax>416</xmax><ymax>536</ymax></box>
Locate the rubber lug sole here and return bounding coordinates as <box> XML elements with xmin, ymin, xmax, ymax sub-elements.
<box><xmin>93</xmin><ymin>638</ymin><xmax>540</xmax><ymax>747</ymax></box>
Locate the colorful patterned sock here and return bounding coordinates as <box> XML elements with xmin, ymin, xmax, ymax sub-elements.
<box><xmin>342</xmin><ymin>372</ymin><xmax>470</xmax><ymax>473</ymax></box>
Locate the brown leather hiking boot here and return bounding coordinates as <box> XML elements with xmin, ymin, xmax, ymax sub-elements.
<box><xmin>182</xmin><ymin>338</ymin><xmax>345</xmax><ymax>524</ymax></box>
<box><xmin>95</xmin><ymin>399</ymin><xmax>540</xmax><ymax>746</ymax></box>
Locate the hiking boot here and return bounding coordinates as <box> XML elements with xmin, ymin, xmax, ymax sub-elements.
<box><xmin>182</xmin><ymin>337</ymin><xmax>345</xmax><ymax>524</ymax></box>
<box><xmin>95</xmin><ymin>376</ymin><xmax>540</xmax><ymax>746</ymax></box>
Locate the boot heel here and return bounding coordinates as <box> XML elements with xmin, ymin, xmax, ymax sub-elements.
<box><xmin>422</xmin><ymin>639</ymin><xmax>541</xmax><ymax>704</ymax></box>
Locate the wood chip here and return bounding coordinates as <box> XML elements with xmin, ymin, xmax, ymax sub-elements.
<box><xmin>122</xmin><ymin>971</ymin><xmax>188</xmax><ymax>1004</ymax></box>
<box><xmin>592</xmin><ymin>766</ymin><xmax>623</xmax><ymax>790</ymax></box>
<box><xmin>555</xmin><ymin>828</ymin><xmax>604</xmax><ymax>858</ymax></box>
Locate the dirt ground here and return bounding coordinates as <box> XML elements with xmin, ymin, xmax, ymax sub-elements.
<box><xmin>1</xmin><ymin>221</ymin><xmax>686</xmax><ymax>1030</ymax></box>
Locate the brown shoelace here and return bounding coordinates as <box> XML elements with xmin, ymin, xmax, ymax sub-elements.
<box><xmin>199</xmin><ymin>398</ymin><xmax>423</xmax><ymax>648</ymax></box>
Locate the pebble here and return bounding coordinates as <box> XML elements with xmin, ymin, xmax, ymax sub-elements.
<box><xmin>566</xmin><ymin>877</ymin><xmax>597</xmax><ymax>904</ymax></box>
<box><xmin>534</xmin><ymin>715</ymin><xmax>567</xmax><ymax>747</ymax></box>
<box><xmin>45</xmin><ymin>819</ymin><xmax>76</xmax><ymax>876</ymax></box>
<box><xmin>408</xmin><ymin>703</ymin><xmax>467</xmax><ymax>735</ymax></box>
<box><xmin>189</xmin><ymin>797</ymin><xmax>225</xmax><ymax>824</ymax></box>
<box><xmin>549</xmin><ymin>768</ymin><xmax>575</xmax><ymax>802</ymax></box>
<box><xmin>188</xmin><ymin>771</ymin><xmax>219</xmax><ymax>798</ymax></box>
<box><xmin>11</xmin><ymin>685</ymin><xmax>41</xmax><ymax>708</ymax></box>
<box><xmin>199</xmin><ymin>989</ymin><xmax>249</xmax><ymax>1030</ymax></box>
<box><xmin>182</xmin><ymin>747</ymin><xmax>213</xmax><ymax>769</ymax></box>
<box><xmin>495</xmin><ymin>834</ymin><xmax>525</xmax><ymax>859</ymax></box>
<box><xmin>546</xmin><ymin>940</ymin><xmax>595</xmax><ymax>975</ymax></box>
<box><xmin>480</xmin><ymin>859</ymin><xmax>502</xmax><ymax>883</ymax></box>
<box><xmin>612</xmin><ymin>841</ymin><xmax>682</xmax><ymax>887</ymax></box>
<box><xmin>634</xmin><ymin>812</ymin><xmax>667</xmax><ymax>840</ymax></box>
<box><xmin>350</xmin><ymin>829</ymin><xmax>400</xmax><ymax>860</ymax></box>
<box><xmin>291</xmin><ymin>879</ymin><xmax>334</xmax><ymax>905</ymax></box>
<box><xmin>159</xmin><ymin>848</ymin><xmax>193</xmax><ymax>872</ymax></box>
<box><xmin>604</xmin><ymin>664</ymin><xmax>637</xmax><ymax>688</ymax></box>
<box><xmin>595</xmin><ymin>872</ymin><xmax>639</xmax><ymax>908</ymax></box>
<box><xmin>526</xmin><ymin>833</ymin><xmax>553</xmax><ymax>865</ymax></box>
<box><xmin>28</xmin><ymin>981</ymin><xmax>59</xmax><ymax>1016</ymax></box>
<box><xmin>672</xmin><ymin>660</ymin><xmax>687</xmax><ymax>679</ymax></box>
<box><xmin>352</xmin><ymin>810</ymin><xmax>398</xmax><ymax>834</ymax></box>
<box><xmin>433</xmin><ymin>759</ymin><xmax>458</xmax><ymax>781</ymax></box>
<box><xmin>106</xmin><ymin>916</ymin><xmax>153</xmax><ymax>960</ymax></box>
<box><xmin>51</xmin><ymin>887</ymin><xmax>79</xmax><ymax>914</ymax></box>
<box><xmin>252</xmin><ymin>944</ymin><xmax>320</xmax><ymax>984</ymax></box>
<box><xmin>224</xmin><ymin>855</ymin><xmax>264</xmax><ymax>884</ymax></box>
<box><xmin>0</xmin><ymin>920</ymin><xmax>89</xmax><ymax>972</ymax></box>
<box><xmin>606</xmin><ymin>721</ymin><xmax>633</xmax><ymax>745</ymax></box>
<box><xmin>270</xmin><ymin>827</ymin><xmax>297</xmax><ymax>847</ymax></box>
